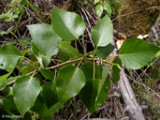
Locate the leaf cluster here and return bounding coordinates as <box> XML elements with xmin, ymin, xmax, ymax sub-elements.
<box><xmin>0</xmin><ymin>5</ymin><xmax>159</xmax><ymax>119</ymax></box>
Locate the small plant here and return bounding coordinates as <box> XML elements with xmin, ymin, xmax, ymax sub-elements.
<box><xmin>0</xmin><ymin>0</ymin><xmax>28</xmax><ymax>35</ymax></box>
<box><xmin>0</xmin><ymin>6</ymin><xmax>159</xmax><ymax>119</ymax></box>
<box><xmin>89</xmin><ymin>0</ymin><xmax>120</xmax><ymax>17</ymax></box>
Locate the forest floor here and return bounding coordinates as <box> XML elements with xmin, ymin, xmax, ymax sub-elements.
<box><xmin>0</xmin><ymin>0</ymin><xmax>160</xmax><ymax>120</ymax></box>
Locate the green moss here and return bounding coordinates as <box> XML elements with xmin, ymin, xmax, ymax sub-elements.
<box><xmin>116</xmin><ymin>0</ymin><xmax>160</xmax><ymax>37</ymax></box>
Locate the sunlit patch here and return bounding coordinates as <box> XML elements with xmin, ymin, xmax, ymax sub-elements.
<box><xmin>137</xmin><ymin>34</ymin><xmax>149</xmax><ymax>39</ymax></box>
<box><xmin>116</xmin><ymin>40</ymin><xmax>125</xmax><ymax>50</ymax></box>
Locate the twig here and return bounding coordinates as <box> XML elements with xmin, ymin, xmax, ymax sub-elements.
<box><xmin>46</xmin><ymin>57</ymin><xmax>112</xmax><ymax>70</ymax></box>
<box><xmin>112</xmin><ymin>6</ymin><xmax>160</xmax><ymax>21</ymax></box>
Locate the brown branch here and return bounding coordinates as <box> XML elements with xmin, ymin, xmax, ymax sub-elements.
<box><xmin>119</xmin><ymin>69</ymin><xmax>145</xmax><ymax>120</ymax></box>
<box><xmin>46</xmin><ymin>57</ymin><xmax>112</xmax><ymax>70</ymax></box>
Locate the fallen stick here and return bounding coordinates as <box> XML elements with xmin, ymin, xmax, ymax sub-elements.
<box><xmin>118</xmin><ymin>69</ymin><xmax>145</xmax><ymax>120</ymax></box>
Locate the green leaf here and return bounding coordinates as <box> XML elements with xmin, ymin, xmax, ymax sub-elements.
<box><xmin>0</xmin><ymin>72</ymin><xmax>11</xmax><ymax>90</ymax></box>
<box><xmin>0</xmin><ymin>11</ymin><xmax>18</xmax><ymax>22</ymax></box>
<box><xmin>51</xmin><ymin>6</ymin><xmax>86</xmax><ymax>41</ymax></box>
<box><xmin>21</xmin><ymin>48</ymin><xmax>29</xmax><ymax>56</ymax></box>
<box><xmin>155</xmin><ymin>50</ymin><xmax>160</xmax><ymax>58</ymax></box>
<box><xmin>0</xmin><ymin>72</ymin><xmax>11</xmax><ymax>83</ymax></box>
<box><xmin>31</xmin><ymin>43</ymin><xmax>43</xmax><ymax>57</ymax></box>
<box><xmin>5</xmin><ymin>87</ymin><xmax>13</xmax><ymax>96</ymax></box>
<box><xmin>0</xmin><ymin>76</ymin><xmax>20</xmax><ymax>90</ymax></box>
<box><xmin>103</xmin><ymin>2</ymin><xmax>112</xmax><ymax>16</ymax></box>
<box><xmin>96</xmin><ymin>43</ymin><xmax>115</xmax><ymax>59</ymax></box>
<box><xmin>95</xmin><ymin>4</ymin><xmax>103</xmax><ymax>17</ymax></box>
<box><xmin>112</xmin><ymin>57</ymin><xmax>122</xmax><ymax>83</ymax></box>
<box><xmin>41</xmin><ymin>81</ymin><xmax>58</xmax><ymax>108</ymax></box>
<box><xmin>95</xmin><ymin>66</ymin><xmax>110</xmax><ymax>108</ymax></box>
<box><xmin>0</xmin><ymin>26</ymin><xmax>14</xmax><ymax>35</ymax></box>
<box><xmin>3</xmin><ymin>96</ymin><xmax>17</xmax><ymax>113</ymax></box>
<box><xmin>92</xmin><ymin>15</ymin><xmax>113</xmax><ymax>47</ymax></box>
<box><xmin>56</xmin><ymin>65</ymin><xmax>86</xmax><ymax>102</ymax></box>
<box><xmin>27</xmin><ymin>24</ymin><xmax>62</xmax><ymax>56</ymax></box>
<box><xmin>0</xmin><ymin>43</ymin><xmax>21</xmax><ymax>72</ymax></box>
<box><xmin>40</xmin><ymin>69</ymin><xmax>54</xmax><ymax>80</ymax></box>
<box><xmin>79</xmin><ymin>63</ymin><xmax>100</xmax><ymax>113</ymax></box>
<box><xmin>31</xmin><ymin>43</ymin><xmax>51</xmax><ymax>67</ymax></box>
<box><xmin>18</xmin><ymin>37</ymin><xmax>31</xmax><ymax>48</ymax></box>
<box><xmin>58</xmin><ymin>41</ymin><xmax>82</xmax><ymax>61</ymax></box>
<box><xmin>13</xmin><ymin>76</ymin><xmax>41</xmax><ymax>117</ymax></box>
<box><xmin>94</xmin><ymin>0</ymin><xmax>100</xmax><ymax>4</ymax></box>
<box><xmin>17</xmin><ymin>62</ymin><xmax>36</xmax><ymax>75</ymax></box>
<box><xmin>42</xmin><ymin>56</ymin><xmax>51</xmax><ymax>67</ymax></box>
<box><xmin>80</xmin><ymin>63</ymin><xmax>109</xmax><ymax>114</ymax></box>
<box><xmin>32</xmin><ymin>95</ymin><xmax>61</xmax><ymax>120</ymax></box>
<box><xmin>119</xmin><ymin>38</ymin><xmax>160</xmax><ymax>69</ymax></box>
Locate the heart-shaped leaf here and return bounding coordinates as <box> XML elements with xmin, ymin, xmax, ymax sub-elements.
<box><xmin>96</xmin><ymin>43</ymin><xmax>115</xmax><ymax>59</ymax></box>
<box><xmin>40</xmin><ymin>69</ymin><xmax>54</xmax><ymax>80</ymax></box>
<box><xmin>56</xmin><ymin>65</ymin><xmax>86</xmax><ymax>102</ymax></box>
<box><xmin>51</xmin><ymin>6</ymin><xmax>86</xmax><ymax>41</ymax></box>
<box><xmin>27</xmin><ymin>24</ymin><xmax>62</xmax><ymax>56</ymax></box>
<box><xmin>80</xmin><ymin>63</ymin><xmax>110</xmax><ymax>114</ymax></box>
<box><xmin>0</xmin><ymin>43</ymin><xmax>21</xmax><ymax>72</ymax></box>
<box><xmin>13</xmin><ymin>76</ymin><xmax>41</xmax><ymax>117</ymax></box>
<box><xmin>42</xmin><ymin>81</ymin><xmax>58</xmax><ymax>108</ymax></box>
<box><xmin>92</xmin><ymin>15</ymin><xmax>113</xmax><ymax>47</ymax></box>
<box><xmin>119</xmin><ymin>38</ymin><xmax>160</xmax><ymax>69</ymax></box>
<box><xmin>32</xmin><ymin>95</ymin><xmax>61</xmax><ymax>120</ymax></box>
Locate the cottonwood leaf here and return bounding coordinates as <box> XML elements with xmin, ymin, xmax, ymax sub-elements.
<box><xmin>40</xmin><ymin>69</ymin><xmax>54</xmax><ymax>80</ymax></box>
<box><xmin>51</xmin><ymin>6</ymin><xmax>86</xmax><ymax>41</ymax></box>
<box><xmin>119</xmin><ymin>38</ymin><xmax>160</xmax><ymax>69</ymax></box>
<box><xmin>32</xmin><ymin>95</ymin><xmax>61</xmax><ymax>120</ymax></box>
<box><xmin>58</xmin><ymin>41</ymin><xmax>82</xmax><ymax>61</ymax></box>
<box><xmin>27</xmin><ymin>24</ymin><xmax>62</xmax><ymax>56</ymax></box>
<box><xmin>80</xmin><ymin>63</ymin><xmax>110</xmax><ymax>114</ymax></box>
<box><xmin>13</xmin><ymin>76</ymin><xmax>41</xmax><ymax>117</ymax></box>
<box><xmin>92</xmin><ymin>15</ymin><xmax>113</xmax><ymax>47</ymax></box>
<box><xmin>41</xmin><ymin>81</ymin><xmax>58</xmax><ymax>108</ymax></box>
<box><xmin>96</xmin><ymin>43</ymin><xmax>115</xmax><ymax>59</ymax></box>
<box><xmin>56</xmin><ymin>65</ymin><xmax>86</xmax><ymax>102</ymax></box>
<box><xmin>0</xmin><ymin>43</ymin><xmax>21</xmax><ymax>72</ymax></box>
